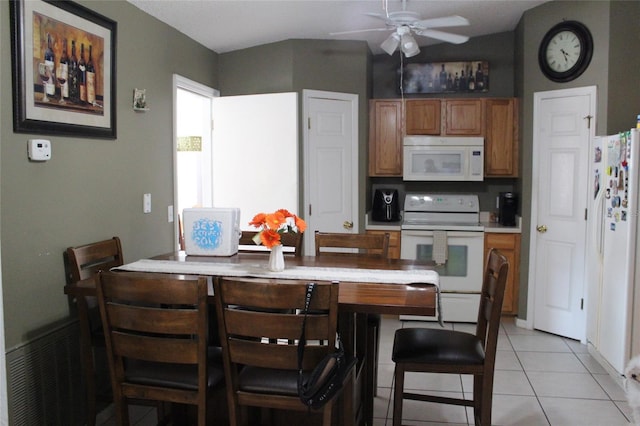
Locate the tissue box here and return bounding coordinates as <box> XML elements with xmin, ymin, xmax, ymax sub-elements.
<box><xmin>182</xmin><ymin>208</ymin><xmax>241</xmax><ymax>256</ymax></box>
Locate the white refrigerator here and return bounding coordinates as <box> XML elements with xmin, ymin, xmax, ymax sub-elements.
<box><xmin>586</xmin><ymin>129</ymin><xmax>640</xmax><ymax>375</ymax></box>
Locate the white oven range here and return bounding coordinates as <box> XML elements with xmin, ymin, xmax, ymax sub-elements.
<box><xmin>400</xmin><ymin>193</ymin><xmax>485</xmax><ymax>322</ymax></box>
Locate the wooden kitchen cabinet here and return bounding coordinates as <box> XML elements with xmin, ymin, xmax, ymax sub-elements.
<box><xmin>484</xmin><ymin>232</ymin><xmax>520</xmax><ymax>315</ymax></box>
<box><xmin>367</xmin><ymin>230</ymin><xmax>401</xmax><ymax>259</ymax></box>
<box><xmin>405</xmin><ymin>99</ymin><xmax>441</xmax><ymax>135</ymax></box>
<box><xmin>442</xmin><ymin>99</ymin><xmax>483</xmax><ymax>135</ymax></box>
<box><xmin>485</xmin><ymin>98</ymin><xmax>519</xmax><ymax>177</ymax></box>
<box><xmin>369</xmin><ymin>100</ymin><xmax>403</xmax><ymax>176</ymax></box>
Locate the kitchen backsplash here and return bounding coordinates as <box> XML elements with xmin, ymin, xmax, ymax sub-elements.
<box><xmin>369</xmin><ymin>177</ymin><xmax>518</xmax><ymax>214</ymax></box>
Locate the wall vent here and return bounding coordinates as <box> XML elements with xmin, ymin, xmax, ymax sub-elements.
<box><xmin>6</xmin><ymin>320</ymin><xmax>85</xmax><ymax>425</ymax></box>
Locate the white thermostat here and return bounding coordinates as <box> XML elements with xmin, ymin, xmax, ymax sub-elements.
<box><xmin>28</xmin><ymin>139</ymin><xmax>51</xmax><ymax>161</ymax></box>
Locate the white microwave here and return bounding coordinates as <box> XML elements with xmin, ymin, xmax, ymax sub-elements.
<box><xmin>403</xmin><ymin>136</ymin><xmax>484</xmax><ymax>181</ymax></box>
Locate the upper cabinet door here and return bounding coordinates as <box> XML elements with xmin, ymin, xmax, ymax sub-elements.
<box><xmin>485</xmin><ymin>98</ymin><xmax>518</xmax><ymax>177</ymax></box>
<box><xmin>369</xmin><ymin>100</ymin><xmax>403</xmax><ymax>176</ymax></box>
<box><xmin>442</xmin><ymin>99</ymin><xmax>483</xmax><ymax>135</ymax></box>
<box><xmin>406</xmin><ymin>99</ymin><xmax>441</xmax><ymax>135</ymax></box>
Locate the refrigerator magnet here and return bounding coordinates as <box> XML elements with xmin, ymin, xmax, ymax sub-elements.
<box><xmin>610</xmin><ymin>223</ymin><xmax>616</xmax><ymax>231</ymax></box>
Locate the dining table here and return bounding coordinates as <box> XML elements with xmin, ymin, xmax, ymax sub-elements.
<box><xmin>64</xmin><ymin>251</ymin><xmax>439</xmax><ymax>426</ymax></box>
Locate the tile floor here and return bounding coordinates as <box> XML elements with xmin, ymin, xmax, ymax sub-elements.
<box><xmin>97</xmin><ymin>316</ymin><xmax>634</xmax><ymax>425</ymax></box>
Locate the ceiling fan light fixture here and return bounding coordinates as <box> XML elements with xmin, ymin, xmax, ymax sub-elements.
<box><xmin>401</xmin><ymin>33</ymin><xmax>420</xmax><ymax>57</ymax></box>
<box><xmin>381</xmin><ymin>33</ymin><xmax>400</xmax><ymax>55</ymax></box>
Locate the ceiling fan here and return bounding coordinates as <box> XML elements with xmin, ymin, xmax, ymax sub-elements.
<box><xmin>331</xmin><ymin>1</ymin><xmax>470</xmax><ymax>57</ymax></box>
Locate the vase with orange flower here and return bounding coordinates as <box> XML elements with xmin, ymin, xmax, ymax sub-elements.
<box><xmin>248</xmin><ymin>209</ymin><xmax>307</xmax><ymax>272</ymax></box>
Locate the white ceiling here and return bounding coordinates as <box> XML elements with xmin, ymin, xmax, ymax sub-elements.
<box><xmin>126</xmin><ymin>0</ymin><xmax>549</xmax><ymax>55</ymax></box>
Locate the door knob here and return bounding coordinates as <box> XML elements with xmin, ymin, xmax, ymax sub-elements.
<box><xmin>343</xmin><ymin>221</ymin><xmax>354</xmax><ymax>230</ymax></box>
<box><xmin>536</xmin><ymin>225</ymin><xmax>548</xmax><ymax>233</ymax></box>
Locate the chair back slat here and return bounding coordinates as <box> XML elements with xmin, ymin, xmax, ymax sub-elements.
<box><xmin>218</xmin><ymin>278</ymin><xmax>332</xmax><ymax>310</ymax></box>
<box><xmin>224</xmin><ymin>309</ymin><xmax>328</xmax><ymax>341</ymax></box>
<box><xmin>227</xmin><ymin>338</ymin><xmax>327</xmax><ymax>370</ymax></box>
<box><xmin>315</xmin><ymin>231</ymin><xmax>390</xmax><ymax>258</ymax></box>
<box><xmin>106</xmin><ymin>303</ymin><xmax>199</xmax><ymax>335</ymax></box>
<box><xmin>112</xmin><ymin>332</ymin><xmax>199</xmax><ymax>364</ymax></box>
<box><xmin>101</xmin><ymin>271</ymin><xmax>202</xmax><ymax>305</ymax></box>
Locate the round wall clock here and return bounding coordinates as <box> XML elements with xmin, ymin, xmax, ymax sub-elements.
<box><xmin>538</xmin><ymin>20</ymin><xmax>593</xmax><ymax>82</ymax></box>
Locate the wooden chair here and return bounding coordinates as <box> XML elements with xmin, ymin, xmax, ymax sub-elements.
<box><xmin>391</xmin><ymin>248</ymin><xmax>509</xmax><ymax>426</ymax></box>
<box><xmin>238</xmin><ymin>230</ymin><xmax>303</xmax><ymax>256</ymax></box>
<box><xmin>314</xmin><ymin>230</ymin><xmax>390</xmax><ymax>397</ymax></box>
<box><xmin>96</xmin><ymin>271</ymin><xmax>225</xmax><ymax>426</ymax></box>
<box><xmin>213</xmin><ymin>277</ymin><xmax>355</xmax><ymax>426</ymax></box>
<box><xmin>64</xmin><ymin>237</ymin><xmax>124</xmax><ymax>426</ymax></box>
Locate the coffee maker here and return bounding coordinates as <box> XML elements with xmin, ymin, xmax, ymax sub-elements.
<box><xmin>372</xmin><ymin>189</ymin><xmax>400</xmax><ymax>222</ymax></box>
<box><xmin>498</xmin><ymin>192</ymin><xmax>518</xmax><ymax>226</ymax></box>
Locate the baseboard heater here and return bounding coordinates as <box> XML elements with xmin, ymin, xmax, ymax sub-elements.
<box><xmin>6</xmin><ymin>319</ymin><xmax>85</xmax><ymax>425</ymax></box>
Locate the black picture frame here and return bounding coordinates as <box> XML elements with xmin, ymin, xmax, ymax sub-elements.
<box><xmin>10</xmin><ymin>0</ymin><xmax>117</xmax><ymax>139</ymax></box>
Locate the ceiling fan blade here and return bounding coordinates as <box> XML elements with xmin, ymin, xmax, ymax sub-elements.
<box><xmin>330</xmin><ymin>27</ymin><xmax>391</xmax><ymax>36</ymax></box>
<box><xmin>412</xmin><ymin>15</ymin><xmax>470</xmax><ymax>29</ymax></box>
<box><xmin>364</xmin><ymin>12</ymin><xmax>397</xmax><ymax>27</ymax></box>
<box><xmin>414</xmin><ymin>29</ymin><xmax>469</xmax><ymax>44</ymax></box>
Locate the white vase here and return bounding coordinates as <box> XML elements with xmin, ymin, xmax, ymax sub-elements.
<box><xmin>268</xmin><ymin>244</ymin><xmax>285</xmax><ymax>272</ymax></box>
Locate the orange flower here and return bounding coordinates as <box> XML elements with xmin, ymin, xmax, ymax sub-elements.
<box><xmin>248</xmin><ymin>209</ymin><xmax>306</xmax><ymax>248</ymax></box>
<box><xmin>265</xmin><ymin>211</ymin><xmax>286</xmax><ymax>231</ymax></box>
<box><xmin>248</xmin><ymin>213</ymin><xmax>267</xmax><ymax>228</ymax></box>
<box><xmin>294</xmin><ymin>215</ymin><xmax>307</xmax><ymax>232</ymax></box>
<box><xmin>260</xmin><ymin>228</ymin><xmax>281</xmax><ymax>248</ymax></box>
<box><xmin>276</xmin><ymin>209</ymin><xmax>293</xmax><ymax>218</ymax></box>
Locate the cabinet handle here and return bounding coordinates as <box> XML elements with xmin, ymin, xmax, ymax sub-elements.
<box><xmin>536</xmin><ymin>225</ymin><xmax>547</xmax><ymax>233</ymax></box>
<box><xmin>343</xmin><ymin>221</ymin><xmax>354</xmax><ymax>230</ymax></box>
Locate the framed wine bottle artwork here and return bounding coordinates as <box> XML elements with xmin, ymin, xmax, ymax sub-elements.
<box><xmin>400</xmin><ymin>61</ymin><xmax>489</xmax><ymax>95</ymax></box>
<box><xmin>9</xmin><ymin>0</ymin><xmax>117</xmax><ymax>139</ymax></box>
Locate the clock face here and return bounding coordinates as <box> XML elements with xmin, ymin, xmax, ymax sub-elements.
<box><xmin>538</xmin><ymin>21</ymin><xmax>593</xmax><ymax>82</ymax></box>
<box><xmin>545</xmin><ymin>30</ymin><xmax>582</xmax><ymax>73</ymax></box>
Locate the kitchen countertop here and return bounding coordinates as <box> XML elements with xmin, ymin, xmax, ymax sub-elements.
<box><xmin>365</xmin><ymin>212</ymin><xmax>522</xmax><ymax>234</ymax></box>
<box><xmin>480</xmin><ymin>212</ymin><xmax>522</xmax><ymax>233</ymax></box>
<box><xmin>481</xmin><ymin>221</ymin><xmax>521</xmax><ymax>234</ymax></box>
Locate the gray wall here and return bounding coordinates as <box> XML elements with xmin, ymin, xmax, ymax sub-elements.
<box><xmin>606</xmin><ymin>1</ymin><xmax>640</xmax><ymax>133</ymax></box>
<box><xmin>0</xmin><ymin>0</ymin><xmax>218</xmax><ymax>348</ymax></box>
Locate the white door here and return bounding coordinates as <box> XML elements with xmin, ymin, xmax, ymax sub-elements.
<box><xmin>303</xmin><ymin>90</ymin><xmax>358</xmax><ymax>256</ymax></box>
<box><xmin>530</xmin><ymin>86</ymin><xmax>596</xmax><ymax>341</ymax></box>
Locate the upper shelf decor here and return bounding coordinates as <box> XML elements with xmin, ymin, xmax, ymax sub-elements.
<box><xmin>10</xmin><ymin>0</ymin><xmax>117</xmax><ymax>139</ymax></box>
<box><xmin>401</xmin><ymin>61</ymin><xmax>489</xmax><ymax>95</ymax></box>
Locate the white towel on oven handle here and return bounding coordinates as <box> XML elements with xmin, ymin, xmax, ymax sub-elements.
<box><xmin>432</xmin><ymin>230</ymin><xmax>448</xmax><ymax>265</ymax></box>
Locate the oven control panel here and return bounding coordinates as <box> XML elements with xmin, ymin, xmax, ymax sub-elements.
<box><xmin>404</xmin><ymin>194</ymin><xmax>479</xmax><ymax>213</ymax></box>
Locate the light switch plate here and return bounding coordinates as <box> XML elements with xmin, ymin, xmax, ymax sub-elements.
<box><xmin>143</xmin><ymin>193</ymin><xmax>151</xmax><ymax>213</ymax></box>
